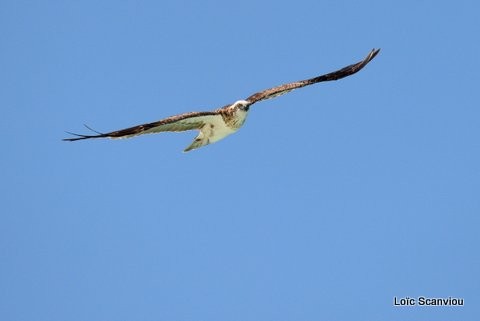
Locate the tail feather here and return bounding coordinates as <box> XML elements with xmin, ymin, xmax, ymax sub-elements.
<box><xmin>183</xmin><ymin>133</ymin><xmax>210</xmax><ymax>152</ymax></box>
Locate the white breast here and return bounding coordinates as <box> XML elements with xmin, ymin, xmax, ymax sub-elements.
<box><xmin>204</xmin><ymin>115</ymin><xmax>239</xmax><ymax>143</ymax></box>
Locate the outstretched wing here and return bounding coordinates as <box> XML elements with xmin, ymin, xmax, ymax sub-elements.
<box><xmin>63</xmin><ymin>111</ymin><xmax>219</xmax><ymax>141</ymax></box>
<box><xmin>246</xmin><ymin>48</ymin><xmax>380</xmax><ymax>105</ymax></box>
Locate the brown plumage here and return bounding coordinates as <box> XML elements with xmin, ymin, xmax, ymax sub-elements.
<box><xmin>64</xmin><ymin>48</ymin><xmax>380</xmax><ymax>152</ymax></box>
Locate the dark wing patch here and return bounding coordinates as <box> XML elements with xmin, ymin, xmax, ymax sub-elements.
<box><xmin>63</xmin><ymin>111</ymin><xmax>218</xmax><ymax>141</ymax></box>
<box><xmin>246</xmin><ymin>48</ymin><xmax>380</xmax><ymax>104</ymax></box>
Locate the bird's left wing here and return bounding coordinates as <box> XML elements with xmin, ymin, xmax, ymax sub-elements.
<box><xmin>245</xmin><ymin>48</ymin><xmax>380</xmax><ymax>105</ymax></box>
<box><xmin>63</xmin><ymin>111</ymin><xmax>219</xmax><ymax>141</ymax></box>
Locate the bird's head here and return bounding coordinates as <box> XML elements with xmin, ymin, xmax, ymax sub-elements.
<box><xmin>232</xmin><ymin>100</ymin><xmax>251</xmax><ymax>112</ymax></box>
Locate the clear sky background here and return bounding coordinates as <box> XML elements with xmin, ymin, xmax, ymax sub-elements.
<box><xmin>1</xmin><ymin>1</ymin><xmax>479</xmax><ymax>320</ymax></box>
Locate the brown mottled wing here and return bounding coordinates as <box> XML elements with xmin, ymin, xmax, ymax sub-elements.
<box><xmin>246</xmin><ymin>48</ymin><xmax>380</xmax><ymax>105</ymax></box>
<box><xmin>63</xmin><ymin>111</ymin><xmax>219</xmax><ymax>141</ymax></box>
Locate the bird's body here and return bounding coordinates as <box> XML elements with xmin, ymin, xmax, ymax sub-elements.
<box><xmin>64</xmin><ymin>49</ymin><xmax>380</xmax><ymax>152</ymax></box>
<box><xmin>181</xmin><ymin>101</ymin><xmax>249</xmax><ymax>151</ymax></box>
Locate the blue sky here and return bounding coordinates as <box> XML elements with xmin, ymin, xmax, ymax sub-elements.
<box><xmin>1</xmin><ymin>0</ymin><xmax>479</xmax><ymax>320</ymax></box>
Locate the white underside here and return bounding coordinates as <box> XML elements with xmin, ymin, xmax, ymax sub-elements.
<box><xmin>184</xmin><ymin>110</ymin><xmax>248</xmax><ymax>151</ymax></box>
<box><xmin>205</xmin><ymin>115</ymin><xmax>238</xmax><ymax>142</ymax></box>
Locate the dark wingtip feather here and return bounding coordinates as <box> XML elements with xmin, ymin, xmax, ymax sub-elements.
<box><xmin>351</xmin><ymin>48</ymin><xmax>381</xmax><ymax>73</ymax></box>
<box><xmin>62</xmin><ymin>132</ymin><xmax>95</xmax><ymax>141</ymax></box>
<box><xmin>369</xmin><ymin>48</ymin><xmax>381</xmax><ymax>61</ymax></box>
<box><xmin>62</xmin><ymin>124</ymin><xmax>107</xmax><ymax>141</ymax></box>
<box><xmin>82</xmin><ymin>124</ymin><xmax>105</xmax><ymax>135</ymax></box>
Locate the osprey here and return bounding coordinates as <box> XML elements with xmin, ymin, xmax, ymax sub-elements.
<box><xmin>64</xmin><ymin>48</ymin><xmax>380</xmax><ymax>152</ymax></box>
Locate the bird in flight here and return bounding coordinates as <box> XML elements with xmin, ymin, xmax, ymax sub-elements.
<box><xmin>64</xmin><ymin>48</ymin><xmax>380</xmax><ymax>152</ymax></box>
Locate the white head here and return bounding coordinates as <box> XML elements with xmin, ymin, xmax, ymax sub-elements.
<box><xmin>232</xmin><ymin>100</ymin><xmax>251</xmax><ymax>111</ymax></box>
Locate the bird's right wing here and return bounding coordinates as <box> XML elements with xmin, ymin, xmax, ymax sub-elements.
<box><xmin>63</xmin><ymin>111</ymin><xmax>219</xmax><ymax>141</ymax></box>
